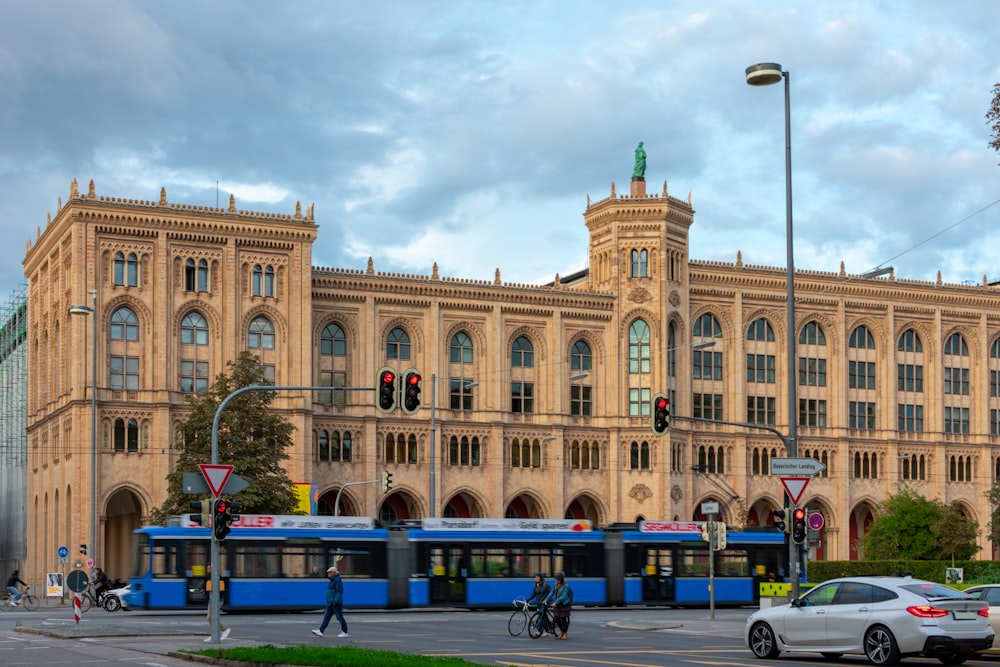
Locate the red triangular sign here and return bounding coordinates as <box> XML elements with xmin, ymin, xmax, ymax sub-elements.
<box><xmin>200</xmin><ymin>464</ymin><xmax>234</xmax><ymax>498</ymax></box>
<box><xmin>780</xmin><ymin>477</ymin><xmax>811</xmax><ymax>505</ymax></box>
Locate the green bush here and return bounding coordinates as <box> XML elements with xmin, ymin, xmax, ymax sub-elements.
<box><xmin>807</xmin><ymin>560</ymin><xmax>1000</xmax><ymax>584</ymax></box>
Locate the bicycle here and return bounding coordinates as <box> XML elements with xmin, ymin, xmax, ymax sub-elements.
<box><xmin>78</xmin><ymin>585</ymin><xmax>122</xmax><ymax>612</ymax></box>
<box><xmin>0</xmin><ymin>586</ymin><xmax>41</xmax><ymax>611</ymax></box>
<box><xmin>528</xmin><ymin>602</ymin><xmax>558</xmax><ymax>639</ymax></box>
<box><xmin>508</xmin><ymin>597</ymin><xmax>536</xmax><ymax>636</ymax></box>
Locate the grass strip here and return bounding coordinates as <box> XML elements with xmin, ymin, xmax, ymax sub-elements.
<box><xmin>190</xmin><ymin>644</ymin><xmax>508</xmax><ymax>666</ymax></box>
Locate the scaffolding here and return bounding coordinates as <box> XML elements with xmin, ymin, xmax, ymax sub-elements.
<box><xmin>0</xmin><ymin>284</ymin><xmax>28</xmax><ymax>572</ymax></box>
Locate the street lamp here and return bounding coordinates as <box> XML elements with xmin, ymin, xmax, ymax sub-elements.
<box><xmin>69</xmin><ymin>289</ymin><xmax>98</xmax><ymax>573</ymax></box>
<box><xmin>428</xmin><ymin>375</ymin><xmax>477</xmax><ymax>518</ymax></box>
<box><xmin>746</xmin><ymin>61</ymin><xmax>799</xmax><ymax>596</ymax></box>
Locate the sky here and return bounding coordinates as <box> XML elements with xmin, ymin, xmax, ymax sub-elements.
<box><xmin>2</xmin><ymin>1</ymin><xmax>999</xmax><ymax>300</ymax></box>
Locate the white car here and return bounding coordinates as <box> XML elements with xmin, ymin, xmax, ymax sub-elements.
<box><xmin>109</xmin><ymin>583</ymin><xmax>131</xmax><ymax>610</ymax></box>
<box><xmin>745</xmin><ymin>576</ymin><xmax>993</xmax><ymax>665</ymax></box>
<box><xmin>961</xmin><ymin>584</ymin><xmax>1000</xmax><ymax>653</ymax></box>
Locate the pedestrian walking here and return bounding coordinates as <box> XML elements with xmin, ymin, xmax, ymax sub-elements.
<box><xmin>548</xmin><ymin>571</ymin><xmax>574</xmax><ymax>640</ymax></box>
<box><xmin>312</xmin><ymin>565</ymin><xmax>349</xmax><ymax>638</ymax></box>
<box><xmin>200</xmin><ymin>564</ymin><xmax>231</xmax><ymax>641</ymax></box>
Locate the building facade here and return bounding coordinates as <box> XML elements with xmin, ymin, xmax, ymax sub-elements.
<box><xmin>21</xmin><ymin>173</ymin><xmax>1000</xmax><ymax>584</ymax></box>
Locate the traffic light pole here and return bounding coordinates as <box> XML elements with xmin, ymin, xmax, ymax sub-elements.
<box><xmin>206</xmin><ymin>384</ymin><xmax>374</xmax><ymax>642</ymax></box>
<box><xmin>671</xmin><ymin>414</ymin><xmax>800</xmax><ymax>599</ymax></box>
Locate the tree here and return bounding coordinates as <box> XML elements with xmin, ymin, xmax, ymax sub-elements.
<box><xmin>985</xmin><ymin>477</ymin><xmax>1000</xmax><ymax>544</ymax></box>
<box><xmin>860</xmin><ymin>486</ymin><xmax>978</xmax><ymax>561</ymax></box>
<box><xmin>988</xmin><ymin>83</ymin><xmax>1000</xmax><ymax>163</ymax></box>
<box><xmin>934</xmin><ymin>501</ymin><xmax>979</xmax><ymax>563</ymax></box>
<box><xmin>151</xmin><ymin>352</ymin><xmax>299</xmax><ymax>524</ymax></box>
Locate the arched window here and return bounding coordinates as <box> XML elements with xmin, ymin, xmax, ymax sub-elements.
<box><xmin>747</xmin><ymin>318</ymin><xmax>775</xmax><ymax>341</ymax></box>
<box><xmin>252</xmin><ymin>265</ymin><xmax>263</xmax><ymax>296</ymax></box>
<box><xmin>114</xmin><ymin>252</ymin><xmax>126</xmax><ymax>286</ymax></box>
<box><xmin>450</xmin><ymin>332</ymin><xmax>473</xmax><ymax>363</ymax></box>
<box><xmin>180</xmin><ymin>311</ymin><xmax>210</xmax><ymax>394</ymax></box>
<box><xmin>113</xmin><ymin>418</ymin><xmax>139</xmax><ymax>453</ymax></box>
<box><xmin>511</xmin><ymin>336</ymin><xmax>535</xmax><ymax>414</ymax></box>
<box><xmin>849</xmin><ymin>325</ymin><xmax>875</xmax><ymax>349</ymax></box>
<box><xmin>181</xmin><ymin>312</ymin><xmax>209</xmax><ymax>345</ymax></box>
<box><xmin>110</xmin><ymin>307</ymin><xmax>139</xmax><ymax>341</ymax></box>
<box><xmin>384</xmin><ymin>433</ymin><xmax>395</xmax><ymax>463</ymax></box>
<box><xmin>386</xmin><ymin>328</ymin><xmax>410</xmax><ymax>360</ymax></box>
<box><xmin>570</xmin><ymin>340</ymin><xmax>593</xmax><ymax>417</ymax></box>
<box><xmin>197</xmin><ymin>259</ymin><xmax>209</xmax><ymax>292</ymax></box>
<box><xmin>631</xmin><ymin>249</ymin><xmax>648</xmax><ymax>277</ymax></box>
<box><xmin>264</xmin><ymin>265</ymin><xmax>275</xmax><ymax>297</ymax></box>
<box><xmin>248</xmin><ymin>316</ymin><xmax>275</xmax><ymax>349</ymax></box>
<box><xmin>511</xmin><ymin>336</ymin><xmax>533</xmax><ymax>367</ymax></box>
<box><xmin>318</xmin><ymin>430</ymin><xmax>329</xmax><ymax>461</ymax></box>
<box><xmin>693</xmin><ymin>313</ymin><xmax>722</xmax><ymax>338</ymax></box>
<box><xmin>114</xmin><ymin>252</ymin><xmax>137</xmax><ymax>286</ymax></box>
<box><xmin>319</xmin><ymin>323</ymin><xmax>347</xmax><ymax>405</ymax></box>
<box><xmin>799</xmin><ymin>321</ymin><xmax>826</xmax><ymax>345</ymax></box>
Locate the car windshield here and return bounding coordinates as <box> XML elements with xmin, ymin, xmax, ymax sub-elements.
<box><xmin>899</xmin><ymin>582</ymin><xmax>969</xmax><ymax>600</ymax></box>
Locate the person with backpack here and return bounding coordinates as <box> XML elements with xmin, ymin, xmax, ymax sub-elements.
<box><xmin>548</xmin><ymin>571</ymin><xmax>573</xmax><ymax>639</ymax></box>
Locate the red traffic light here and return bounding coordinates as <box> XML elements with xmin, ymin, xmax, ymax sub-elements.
<box><xmin>793</xmin><ymin>507</ymin><xmax>806</xmax><ymax>521</ymax></box>
<box><xmin>406</xmin><ymin>373</ymin><xmax>421</xmax><ymax>386</ymax></box>
<box><xmin>654</xmin><ymin>396</ymin><xmax>668</xmax><ymax>410</ymax></box>
<box><xmin>381</xmin><ymin>370</ymin><xmax>395</xmax><ymax>384</ymax></box>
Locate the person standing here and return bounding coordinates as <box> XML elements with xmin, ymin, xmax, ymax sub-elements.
<box><xmin>6</xmin><ymin>570</ymin><xmax>26</xmax><ymax>606</ymax></box>
<box><xmin>200</xmin><ymin>564</ymin><xmax>231</xmax><ymax>641</ymax></box>
<box><xmin>526</xmin><ymin>573</ymin><xmax>554</xmax><ymax>635</ymax></box>
<box><xmin>548</xmin><ymin>571</ymin><xmax>574</xmax><ymax>640</ymax></box>
<box><xmin>312</xmin><ymin>565</ymin><xmax>348</xmax><ymax>638</ymax></box>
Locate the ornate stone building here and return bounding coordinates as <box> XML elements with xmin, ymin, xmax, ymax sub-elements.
<box><xmin>21</xmin><ymin>172</ymin><xmax>1000</xmax><ymax>583</ymax></box>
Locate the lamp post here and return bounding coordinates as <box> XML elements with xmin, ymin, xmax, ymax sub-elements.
<box><xmin>69</xmin><ymin>289</ymin><xmax>98</xmax><ymax>573</ymax></box>
<box><xmin>746</xmin><ymin>62</ymin><xmax>799</xmax><ymax>597</ymax></box>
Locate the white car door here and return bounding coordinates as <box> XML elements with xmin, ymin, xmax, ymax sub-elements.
<box><xmin>823</xmin><ymin>582</ymin><xmax>878</xmax><ymax>650</ymax></box>
<box><xmin>782</xmin><ymin>582</ymin><xmax>840</xmax><ymax>648</ymax></box>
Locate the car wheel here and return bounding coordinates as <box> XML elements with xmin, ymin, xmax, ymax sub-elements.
<box><xmin>864</xmin><ymin>625</ymin><xmax>900</xmax><ymax>666</ymax></box>
<box><xmin>748</xmin><ymin>621</ymin><xmax>780</xmax><ymax>659</ymax></box>
<box><xmin>821</xmin><ymin>653</ymin><xmax>843</xmax><ymax>660</ymax></box>
<box><xmin>938</xmin><ymin>653</ymin><xmax>970</xmax><ymax>665</ymax></box>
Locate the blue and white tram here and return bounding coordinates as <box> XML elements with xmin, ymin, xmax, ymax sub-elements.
<box><xmin>609</xmin><ymin>520</ymin><xmax>786</xmax><ymax>607</ymax></box>
<box><xmin>403</xmin><ymin>518</ymin><xmax>606</xmax><ymax>607</ymax></box>
<box><xmin>126</xmin><ymin>515</ymin><xmax>389</xmax><ymax>611</ymax></box>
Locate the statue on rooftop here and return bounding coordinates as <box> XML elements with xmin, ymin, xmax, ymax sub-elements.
<box><xmin>632</xmin><ymin>141</ymin><xmax>646</xmax><ymax>179</ymax></box>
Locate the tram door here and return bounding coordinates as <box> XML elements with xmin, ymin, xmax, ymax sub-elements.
<box><xmin>642</xmin><ymin>547</ymin><xmax>675</xmax><ymax>603</ymax></box>
<box><xmin>428</xmin><ymin>546</ymin><xmax>466</xmax><ymax>604</ymax></box>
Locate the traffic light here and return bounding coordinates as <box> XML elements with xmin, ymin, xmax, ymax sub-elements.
<box><xmin>651</xmin><ymin>393</ymin><xmax>670</xmax><ymax>435</ymax></box>
<box><xmin>401</xmin><ymin>370</ymin><xmax>422</xmax><ymax>414</ymax></box>
<box><xmin>228</xmin><ymin>500</ymin><xmax>242</xmax><ymax>526</ymax></box>
<box><xmin>214</xmin><ymin>499</ymin><xmax>231</xmax><ymax>541</ymax></box>
<box><xmin>79</xmin><ymin>544</ymin><xmax>88</xmax><ymax>556</ymax></box>
<box><xmin>379</xmin><ymin>470</ymin><xmax>393</xmax><ymax>493</ymax></box>
<box><xmin>190</xmin><ymin>499</ymin><xmax>211</xmax><ymax>526</ymax></box>
<box><xmin>376</xmin><ymin>366</ymin><xmax>398</xmax><ymax>413</ymax></box>
<box><xmin>772</xmin><ymin>508</ymin><xmax>788</xmax><ymax>533</ymax></box>
<box><xmin>792</xmin><ymin>507</ymin><xmax>807</xmax><ymax>544</ymax></box>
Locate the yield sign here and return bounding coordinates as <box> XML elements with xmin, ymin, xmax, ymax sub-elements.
<box><xmin>200</xmin><ymin>464</ymin><xmax>234</xmax><ymax>498</ymax></box>
<box><xmin>780</xmin><ymin>477</ymin><xmax>811</xmax><ymax>505</ymax></box>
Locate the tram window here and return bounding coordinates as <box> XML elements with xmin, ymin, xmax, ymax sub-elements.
<box><xmin>468</xmin><ymin>548</ymin><xmax>507</xmax><ymax>577</ymax></box>
<box><xmin>677</xmin><ymin>549</ymin><xmax>710</xmax><ymax>577</ymax></box>
<box><xmin>232</xmin><ymin>542</ymin><xmax>283</xmax><ymax>577</ymax></box>
<box><xmin>131</xmin><ymin>534</ymin><xmax>150</xmax><ymax>578</ymax></box>
<box><xmin>716</xmin><ymin>550</ymin><xmax>750</xmax><ymax>576</ymax></box>
<box><xmin>508</xmin><ymin>547</ymin><xmax>555</xmax><ymax>577</ymax></box>
<box><xmin>150</xmin><ymin>539</ymin><xmax>183</xmax><ymax>578</ymax></box>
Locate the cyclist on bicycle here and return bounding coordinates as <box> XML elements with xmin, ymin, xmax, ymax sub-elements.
<box><xmin>526</xmin><ymin>573</ymin><xmax>554</xmax><ymax>634</ymax></box>
<box><xmin>93</xmin><ymin>567</ymin><xmax>112</xmax><ymax>602</ymax></box>
<box><xmin>6</xmin><ymin>570</ymin><xmax>26</xmax><ymax>606</ymax></box>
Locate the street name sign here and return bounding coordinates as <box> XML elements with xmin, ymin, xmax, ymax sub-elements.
<box><xmin>771</xmin><ymin>457</ymin><xmax>826</xmax><ymax>476</ymax></box>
